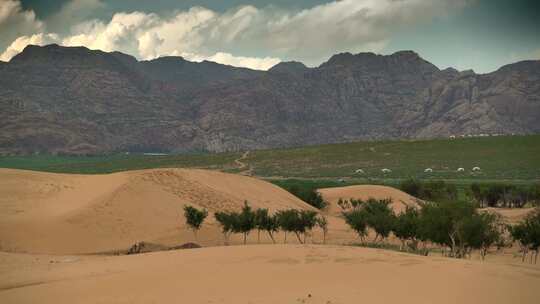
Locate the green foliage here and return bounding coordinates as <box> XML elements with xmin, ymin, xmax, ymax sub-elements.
<box><xmin>362</xmin><ymin>198</ymin><xmax>395</xmax><ymax>242</ymax></box>
<box><xmin>236</xmin><ymin>201</ymin><xmax>256</xmax><ymax>244</ymax></box>
<box><xmin>183</xmin><ymin>205</ymin><xmax>208</xmax><ymax>238</ymax></box>
<box><xmin>275</xmin><ymin>209</ymin><xmax>318</xmax><ymax>244</ymax></box>
<box><xmin>285</xmin><ymin>185</ymin><xmax>328</xmax><ymax>209</ymax></box>
<box><xmin>469</xmin><ymin>183</ymin><xmax>540</xmax><ymax>208</ymax></box>
<box><xmin>337</xmin><ymin>198</ymin><xmax>364</xmax><ymax>210</ymax></box>
<box><xmin>509</xmin><ymin>209</ymin><xmax>540</xmax><ymax>263</ymax></box>
<box><xmin>254</xmin><ymin>208</ymin><xmax>279</xmax><ymax>243</ymax></box>
<box><xmin>4</xmin><ymin>135</ymin><xmax>538</xmax><ymax>180</ymax></box>
<box><xmin>416</xmin><ymin>201</ymin><xmax>504</xmax><ymax>259</ymax></box>
<box><xmin>342</xmin><ymin>209</ymin><xmax>369</xmax><ymax>242</ymax></box>
<box><xmin>392</xmin><ymin>207</ymin><xmax>419</xmax><ymax>250</ymax></box>
<box><xmin>316</xmin><ymin>215</ymin><xmax>329</xmax><ymax>244</ymax></box>
<box><xmin>214</xmin><ymin>211</ymin><xmax>238</xmax><ymax>244</ymax></box>
<box><xmin>400</xmin><ymin>179</ymin><xmax>458</xmax><ymax>202</ymax></box>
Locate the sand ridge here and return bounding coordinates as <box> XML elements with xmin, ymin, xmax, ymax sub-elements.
<box><xmin>1</xmin><ymin>245</ymin><xmax>539</xmax><ymax>304</ymax></box>
<box><xmin>318</xmin><ymin>185</ymin><xmax>421</xmax><ymax>215</ymax></box>
<box><xmin>0</xmin><ymin>168</ymin><xmax>315</xmax><ymax>254</ymax></box>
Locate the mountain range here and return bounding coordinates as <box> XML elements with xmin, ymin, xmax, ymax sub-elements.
<box><xmin>1</xmin><ymin>44</ymin><xmax>539</xmax><ymax>155</ymax></box>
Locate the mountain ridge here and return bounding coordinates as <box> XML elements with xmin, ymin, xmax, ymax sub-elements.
<box><xmin>1</xmin><ymin>44</ymin><xmax>539</xmax><ymax>155</ymax></box>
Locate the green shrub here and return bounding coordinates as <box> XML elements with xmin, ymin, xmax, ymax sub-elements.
<box><xmin>342</xmin><ymin>209</ymin><xmax>369</xmax><ymax>243</ymax></box>
<box><xmin>236</xmin><ymin>201</ymin><xmax>256</xmax><ymax>244</ymax></box>
<box><xmin>392</xmin><ymin>206</ymin><xmax>419</xmax><ymax>251</ymax></box>
<box><xmin>400</xmin><ymin>179</ymin><xmax>457</xmax><ymax>202</ymax></box>
<box><xmin>286</xmin><ymin>185</ymin><xmax>328</xmax><ymax>209</ymax></box>
<box><xmin>214</xmin><ymin>211</ymin><xmax>237</xmax><ymax>245</ymax></box>
<box><xmin>183</xmin><ymin>205</ymin><xmax>208</xmax><ymax>240</ymax></box>
<box><xmin>509</xmin><ymin>209</ymin><xmax>540</xmax><ymax>263</ymax></box>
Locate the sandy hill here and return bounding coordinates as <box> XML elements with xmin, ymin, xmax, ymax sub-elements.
<box><xmin>0</xmin><ymin>168</ymin><xmax>315</xmax><ymax>254</ymax></box>
<box><xmin>318</xmin><ymin>185</ymin><xmax>421</xmax><ymax>215</ymax></box>
<box><xmin>1</xmin><ymin>245</ymin><xmax>539</xmax><ymax>304</ymax></box>
<box><xmin>480</xmin><ymin>207</ymin><xmax>538</xmax><ymax>224</ymax></box>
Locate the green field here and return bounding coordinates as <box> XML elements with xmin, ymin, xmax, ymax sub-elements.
<box><xmin>1</xmin><ymin>135</ymin><xmax>539</xmax><ymax>183</ymax></box>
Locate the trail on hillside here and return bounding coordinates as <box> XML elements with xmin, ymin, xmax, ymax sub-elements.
<box><xmin>234</xmin><ymin>151</ymin><xmax>253</xmax><ymax>176</ymax></box>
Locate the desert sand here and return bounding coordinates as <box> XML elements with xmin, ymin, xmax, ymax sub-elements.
<box><xmin>0</xmin><ymin>168</ymin><xmax>315</xmax><ymax>254</ymax></box>
<box><xmin>1</xmin><ymin>169</ymin><xmax>539</xmax><ymax>304</ymax></box>
<box><xmin>480</xmin><ymin>207</ymin><xmax>538</xmax><ymax>224</ymax></box>
<box><xmin>1</xmin><ymin>245</ymin><xmax>539</xmax><ymax>304</ymax></box>
<box><xmin>318</xmin><ymin>185</ymin><xmax>421</xmax><ymax>215</ymax></box>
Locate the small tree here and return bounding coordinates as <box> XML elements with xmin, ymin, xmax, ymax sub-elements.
<box><xmin>342</xmin><ymin>209</ymin><xmax>369</xmax><ymax>243</ymax></box>
<box><xmin>509</xmin><ymin>209</ymin><xmax>540</xmax><ymax>264</ymax></box>
<box><xmin>363</xmin><ymin>198</ymin><xmax>395</xmax><ymax>243</ymax></box>
<box><xmin>300</xmin><ymin>210</ymin><xmax>318</xmax><ymax>243</ymax></box>
<box><xmin>276</xmin><ymin>209</ymin><xmax>302</xmax><ymax>243</ymax></box>
<box><xmin>214</xmin><ymin>211</ymin><xmax>237</xmax><ymax>245</ymax></box>
<box><xmin>236</xmin><ymin>201</ymin><xmax>256</xmax><ymax>244</ymax></box>
<box><xmin>393</xmin><ymin>206</ymin><xmax>419</xmax><ymax>251</ymax></box>
<box><xmin>316</xmin><ymin>215</ymin><xmax>329</xmax><ymax>244</ymax></box>
<box><xmin>254</xmin><ymin>208</ymin><xmax>270</xmax><ymax>243</ymax></box>
<box><xmin>458</xmin><ymin>212</ymin><xmax>504</xmax><ymax>260</ymax></box>
<box><xmin>183</xmin><ymin>205</ymin><xmax>208</xmax><ymax>240</ymax></box>
<box><xmin>262</xmin><ymin>213</ymin><xmax>280</xmax><ymax>244</ymax></box>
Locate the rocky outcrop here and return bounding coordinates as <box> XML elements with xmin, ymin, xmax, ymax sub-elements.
<box><xmin>1</xmin><ymin>44</ymin><xmax>538</xmax><ymax>154</ymax></box>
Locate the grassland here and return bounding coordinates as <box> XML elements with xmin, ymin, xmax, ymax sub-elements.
<box><xmin>1</xmin><ymin>135</ymin><xmax>539</xmax><ymax>182</ymax></box>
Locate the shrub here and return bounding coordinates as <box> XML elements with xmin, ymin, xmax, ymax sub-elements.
<box><xmin>337</xmin><ymin>198</ymin><xmax>363</xmax><ymax>210</ymax></box>
<box><xmin>342</xmin><ymin>209</ymin><xmax>369</xmax><ymax>243</ymax></box>
<box><xmin>469</xmin><ymin>183</ymin><xmax>539</xmax><ymax>208</ymax></box>
<box><xmin>300</xmin><ymin>210</ymin><xmax>319</xmax><ymax>243</ymax></box>
<box><xmin>214</xmin><ymin>211</ymin><xmax>237</xmax><ymax>245</ymax></box>
<box><xmin>417</xmin><ymin>200</ymin><xmax>504</xmax><ymax>259</ymax></box>
<box><xmin>287</xmin><ymin>186</ymin><xmax>328</xmax><ymax>209</ymax></box>
<box><xmin>362</xmin><ymin>198</ymin><xmax>395</xmax><ymax>242</ymax></box>
<box><xmin>276</xmin><ymin>209</ymin><xmax>300</xmax><ymax>243</ymax></box>
<box><xmin>509</xmin><ymin>209</ymin><xmax>540</xmax><ymax>263</ymax></box>
<box><xmin>183</xmin><ymin>205</ymin><xmax>208</xmax><ymax>240</ymax></box>
<box><xmin>254</xmin><ymin>208</ymin><xmax>280</xmax><ymax>243</ymax></box>
<box><xmin>275</xmin><ymin>209</ymin><xmax>318</xmax><ymax>244</ymax></box>
<box><xmin>236</xmin><ymin>201</ymin><xmax>256</xmax><ymax>244</ymax></box>
<box><xmin>316</xmin><ymin>215</ymin><xmax>329</xmax><ymax>244</ymax></box>
<box><xmin>392</xmin><ymin>206</ymin><xmax>419</xmax><ymax>251</ymax></box>
<box><xmin>400</xmin><ymin>179</ymin><xmax>457</xmax><ymax>202</ymax></box>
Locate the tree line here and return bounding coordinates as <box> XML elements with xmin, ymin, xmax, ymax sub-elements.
<box><xmin>184</xmin><ymin>202</ymin><xmax>328</xmax><ymax>245</ymax></box>
<box><xmin>400</xmin><ymin>178</ymin><xmax>540</xmax><ymax>208</ymax></box>
<box><xmin>469</xmin><ymin>183</ymin><xmax>540</xmax><ymax>208</ymax></box>
<box><xmin>183</xmin><ymin>199</ymin><xmax>540</xmax><ymax>263</ymax></box>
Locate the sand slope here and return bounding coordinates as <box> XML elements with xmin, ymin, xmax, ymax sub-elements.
<box><xmin>318</xmin><ymin>185</ymin><xmax>421</xmax><ymax>215</ymax></box>
<box><xmin>480</xmin><ymin>207</ymin><xmax>538</xmax><ymax>224</ymax></box>
<box><xmin>0</xmin><ymin>168</ymin><xmax>315</xmax><ymax>254</ymax></box>
<box><xmin>1</xmin><ymin>245</ymin><xmax>539</xmax><ymax>304</ymax></box>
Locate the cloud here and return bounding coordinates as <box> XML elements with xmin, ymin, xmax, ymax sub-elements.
<box><xmin>0</xmin><ymin>0</ymin><xmax>471</xmax><ymax>69</ymax></box>
<box><xmin>0</xmin><ymin>0</ymin><xmax>43</xmax><ymax>53</ymax></box>
<box><xmin>181</xmin><ymin>51</ymin><xmax>281</xmax><ymax>71</ymax></box>
<box><xmin>45</xmin><ymin>0</ymin><xmax>105</xmax><ymax>34</ymax></box>
<box><xmin>0</xmin><ymin>33</ymin><xmax>60</xmax><ymax>61</ymax></box>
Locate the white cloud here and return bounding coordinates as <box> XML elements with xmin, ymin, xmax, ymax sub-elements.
<box><xmin>45</xmin><ymin>0</ymin><xmax>105</xmax><ymax>33</ymax></box>
<box><xmin>182</xmin><ymin>51</ymin><xmax>281</xmax><ymax>71</ymax></box>
<box><xmin>0</xmin><ymin>0</ymin><xmax>43</xmax><ymax>52</ymax></box>
<box><xmin>0</xmin><ymin>33</ymin><xmax>60</xmax><ymax>61</ymax></box>
<box><xmin>0</xmin><ymin>0</ymin><xmax>470</xmax><ymax>69</ymax></box>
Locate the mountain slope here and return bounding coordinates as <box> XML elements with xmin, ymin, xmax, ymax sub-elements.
<box><xmin>1</xmin><ymin>44</ymin><xmax>539</xmax><ymax>154</ymax></box>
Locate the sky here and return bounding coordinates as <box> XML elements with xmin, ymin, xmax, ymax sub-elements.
<box><xmin>1</xmin><ymin>0</ymin><xmax>539</xmax><ymax>72</ymax></box>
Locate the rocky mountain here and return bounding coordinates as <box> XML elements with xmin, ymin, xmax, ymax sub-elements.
<box><xmin>1</xmin><ymin>44</ymin><xmax>539</xmax><ymax>154</ymax></box>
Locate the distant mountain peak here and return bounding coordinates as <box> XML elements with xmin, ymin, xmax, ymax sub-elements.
<box><xmin>268</xmin><ymin>61</ymin><xmax>309</xmax><ymax>74</ymax></box>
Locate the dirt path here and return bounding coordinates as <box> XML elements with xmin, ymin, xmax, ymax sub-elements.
<box><xmin>234</xmin><ymin>151</ymin><xmax>253</xmax><ymax>176</ymax></box>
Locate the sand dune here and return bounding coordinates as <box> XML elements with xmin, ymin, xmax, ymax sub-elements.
<box><xmin>0</xmin><ymin>168</ymin><xmax>315</xmax><ymax>254</ymax></box>
<box><xmin>480</xmin><ymin>207</ymin><xmax>538</xmax><ymax>224</ymax></box>
<box><xmin>318</xmin><ymin>185</ymin><xmax>421</xmax><ymax>215</ymax></box>
<box><xmin>1</xmin><ymin>245</ymin><xmax>539</xmax><ymax>304</ymax></box>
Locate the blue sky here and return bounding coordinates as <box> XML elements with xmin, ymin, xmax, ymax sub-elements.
<box><xmin>2</xmin><ymin>0</ymin><xmax>539</xmax><ymax>72</ymax></box>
